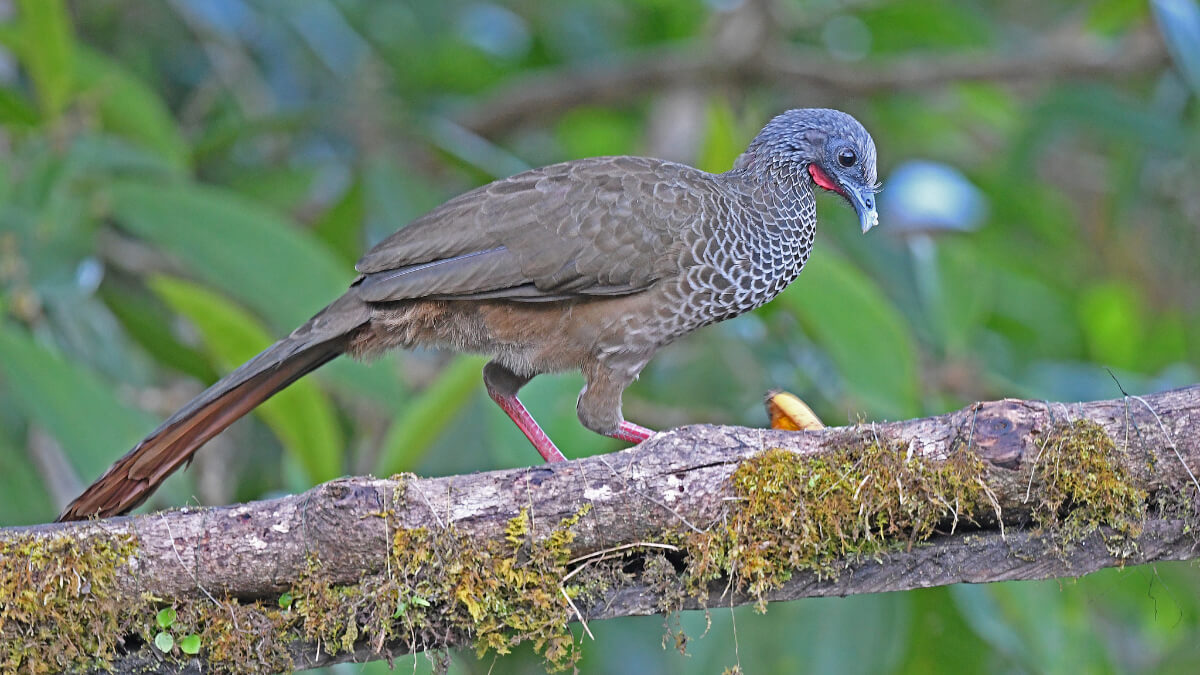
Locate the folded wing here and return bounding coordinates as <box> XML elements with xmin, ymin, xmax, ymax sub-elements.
<box><xmin>354</xmin><ymin>156</ymin><xmax>713</xmax><ymax>302</ymax></box>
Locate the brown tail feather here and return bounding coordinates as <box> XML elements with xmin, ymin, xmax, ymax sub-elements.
<box><xmin>57</xmin><ymin>340</ymin><xmax>343</xmax><ymax>521</ymax></box>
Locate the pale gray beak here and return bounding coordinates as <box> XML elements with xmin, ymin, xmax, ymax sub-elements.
<box><xmin>842</xmin><ymin>182</ymin><xmax>879</xmax><ymax>233</ymax></box>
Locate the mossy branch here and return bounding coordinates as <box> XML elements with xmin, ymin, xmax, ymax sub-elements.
<box><xmin>4</xmin><ymin>385</ymin><xmax>1200</xmax><ymax>674</ymax></box>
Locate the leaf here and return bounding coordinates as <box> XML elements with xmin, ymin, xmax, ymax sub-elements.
<box><xmin>697</xmin><ymin>99</ymin><xmax>746</xmax><ymax>174</ymax></box>
<box><xmin>312</xmin><ymin>177</ymin><xmax>366</xmax><ymax>265</ymax></box>
<box><xmin>0</xmin><ymin>323</ymin><xmax>156</xmax><ymax>479</ymax></box>
<box><xmin>156</xmin><ymin>607</ymin><xmax>176</xmax><ymax>629</ymax></box>
<box><xmin>278</xmin><ymin>592</ymin><xmax>293</xmax><ymax>609</ymax></box>
<box><xmin>0</xmin><ymin>86</ymin><xmax>39</xmax><ymax>126</ymax></box>
<box><xmin>777</xmin><ymin>250</ymin><xmax>921</xmax><ymax>419</ymax></box>
<box><xmin>106</xmin><ymin>179</ymin><xmax>349</xmax><ymax>332</ymax></box>
<box><xmin>178</xmin><ymin>634</ymin><xmax>201</xmax><ymax>655</ymax></box>
<box><xmin>375</xmin><ymin>356</ymin><xmax>487</xmax><ymax>475</ymax></box>
<box><xmin>0</xmin><ymin>434</ymin><xmax>55</xmax><ymax>525</ymax></box>
<box><xmin>73</xmin><ymin>46</ymin><xmax>190</xmax><ymax>169</ymax></box>
<box><xmin>553</xmin><ymin>107</ymin><xmax>638</xmax><ymax>160</ymax></box>
<box><xmin>154</xmin><ymin>631</ymin><xmax>174</xmax><ymax>653</ymax></box>
<box><xmin>100</xmin><ymin>285</ymin><xmax>216</xmax><ymax>383</ymax></box>
<box><xmin>15</xmin><ymin>0</ymin><xmax>74</xmax><ymax>117</ymax></box>
<box><xmin>1078</xmin><ymin>282</ymin><xmax>1145</xmax><ymax>371</ymax></box>
<box><xmin>150</xmin><ymin>276</ymin><xmax>343</xmax><ymax>483</ymax></box>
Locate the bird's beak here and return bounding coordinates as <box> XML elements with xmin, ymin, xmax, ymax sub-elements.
<box><xmin>841</xmin><ymin>181</ymin><xmax>879</xmax><ymax>233</ymax></box>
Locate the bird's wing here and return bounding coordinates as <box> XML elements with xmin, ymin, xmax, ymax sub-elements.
<box><xmin>353</xmin><ymin>156</ymin><xmax>714</xmax><ymax>302</ymax></box>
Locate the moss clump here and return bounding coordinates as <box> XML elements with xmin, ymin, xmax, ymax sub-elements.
<box><xmin>391</xmin><ymin>507</ymin><xmax>588</xmax><ymax>670</ymax></box>
<box><xmin>687</xmin><ymin>441</ymin><xmax>988</xmax><ymax>609</ymax></box>
<box><xmin>0</xmin><ymin>533</ymin><xmax>139</xmax><ymax>673</ymax></box>
<box><xmin>287</xmin><ymin>506</ymin><xmax>591</xmax><ymax>672</ymax></box>
<box><xmin>1031</xmin><ymin>420</ymin><xmax>1146</xmax><ymax>550</ymax></box>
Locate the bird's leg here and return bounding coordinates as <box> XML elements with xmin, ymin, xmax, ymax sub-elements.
<box><xmin>483</xmin><ymin>361</ymin><xmax>567</xmax><ymax>463</ymax></box>
<box><xmin>609</xmin><ymin>421</ymin><xmax>654</xmax><ymax>443</ymax></box>
<box><xmin>578</xmin><ymin>364</ymin><xmax>656</xmax><ymax>445</ymax></box>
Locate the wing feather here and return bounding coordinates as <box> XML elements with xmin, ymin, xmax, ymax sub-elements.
<box><xmin>353</xmin><ymin>156</ymin><xmax>715</xmax><ymax>302</ymax></box>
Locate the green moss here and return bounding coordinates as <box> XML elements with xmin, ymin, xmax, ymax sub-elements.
<box><xmin>285</xmin><ymin>506</ymin><xmax>592</xmax><ymax>672</ymax></box>
<box><xmin>685</xmin><ymin>440</ymin><xmax>990</xmax><ymax>609</ymax></box>
<box><xmin>161</xmin><ymin>597</ymin><xmax>296</xmax><ymax>673</ymax></box>
<box><xmin>0</xmin><ymin>533</ymin><xmax>139</xmax><ymax>673</ymax></box>
<box><xmin>1031</xmin><ymin>420</ymin><xmax>1147</xmax><ymax>552</ymax></box>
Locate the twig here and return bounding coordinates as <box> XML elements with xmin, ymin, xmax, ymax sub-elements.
<box><xmin>456</xmin><ymin>30</ymin><xmax>1166</xmax><ymax>136</ymax></box>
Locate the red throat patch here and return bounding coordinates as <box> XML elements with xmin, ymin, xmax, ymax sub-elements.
<box><xmin>808</xmin><ymin>164</ymin><xmax>846</xmax><ymax>197</ymax></box>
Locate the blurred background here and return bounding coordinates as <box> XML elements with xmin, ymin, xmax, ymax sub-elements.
<box><xmin>1</xmin><ymin>0</ymin><xmax>1199</xmax><ymax>672</ymax></box>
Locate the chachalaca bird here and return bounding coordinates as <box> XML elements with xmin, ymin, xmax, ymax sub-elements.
<box><xmin>59</xmin><ymin>107</ymin><xmax>879</xmax><ymax>521</ymax></box>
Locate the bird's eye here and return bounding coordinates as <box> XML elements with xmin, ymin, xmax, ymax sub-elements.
<box><xmin>837</xmin><ymin>148</ymin><xmax>857</xmax><ymax>167</ymax></box>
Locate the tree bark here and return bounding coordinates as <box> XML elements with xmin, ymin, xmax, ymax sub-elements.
<box><xmin>4</xmin><ymin>385</ymin><xmax>1198</xmax><ymax>674</ymax></box>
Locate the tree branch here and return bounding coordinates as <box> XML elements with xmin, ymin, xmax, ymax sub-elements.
<box><xmin>455</xmin><ymin>28</ymin><xmax>1168</xmax><ymax>138</ymax></box>
<box><xmin>4</xmin><ymin>385</ymin><xmax>1198</xmax><ymax>673</ymax></box>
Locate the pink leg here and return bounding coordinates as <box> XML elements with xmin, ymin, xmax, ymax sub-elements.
<box><xmin>486</xmin><ymin>387</ymin><xmax>567</xmax><ymax>463</ymax></box>
<box><xmin>606</xmin><ymin>421</ymin><xmax>655</xmax><ymax>444</ymax></box>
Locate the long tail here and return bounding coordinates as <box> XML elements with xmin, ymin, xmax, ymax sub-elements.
<box><xmin>58</xmin><ymin>296</ymin><xmax>370</xmax><ymax>521</ymax></box>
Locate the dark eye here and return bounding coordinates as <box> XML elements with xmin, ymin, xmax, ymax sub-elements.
<box><xmin>837</xmin><ymin>148</ymin><xmax>857</xmax><ymax>167</ymax></box>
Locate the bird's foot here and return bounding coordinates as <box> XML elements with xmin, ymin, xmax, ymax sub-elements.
<box><xmin>607</xmin><ymin>421</ymin><xmax>655</xmax><ymax>444</ymax></box>
<box><xmin>765</xmin><ymin>390</ymin><xmax>826</xmax><ymax>431</ymax></box>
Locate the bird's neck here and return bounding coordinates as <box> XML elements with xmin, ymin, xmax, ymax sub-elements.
<box><xmin>714</xmin><ymin>164</ymin><xmax>819</xmax><ymax>295</ymax></box>
<box><xmin>721</xmin><ymin>164</ymin><xmax>817</xmax><ymax>239</ymax></box>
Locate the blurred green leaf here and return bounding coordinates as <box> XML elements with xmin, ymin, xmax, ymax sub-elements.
<box><xmin>106</xmin><ymin>180</ymin><xmax>349</xmax><ymax>331</ymax></box>
<box><xmin>312</xmin><ymin>176</ymin><xmax>366</xmax><ymax>265</ymax></box>
<box><xmin>988</xmin><ymin>269</ymin><xmax>1081</xmax><ymax>358</ymax></box>
<box><xmin>697</xmin><ymin>99</ymin><xmax>745</xmax><ymax>174</ymax></box>
<box><xmin>376</xmin><ymin>355</ymin><xmax>487</xmax><ymax>475</ymax></box>
<box><xmin>936</xmin><ymin>241</ymin><xmax>995</xmax><ymax>356</ymax></box>
<box><xmin>1089</xmin><ymin>0</ymin><xmax>1149</xmax><ymax>34</ymax></box>
<box><xmin>861</xmin><ymin>1</ymin><xmax>992</xmax><ymax>51</ymax></box>
<box><xmin>953</xmin><ymin>582</ymin><xmax>1114</xmax><ymax>673</ymax></box>
<box><xmin>1078</xmin><ymin>282</ymin><xmax>1145</xmax><ymax>371</ymax></box>
<box><xmin>222</xmin><ymin>165</ymin><xmax>318</xmax><ymax>213</ymax></box>
<box><xmin>0</xmin><ymin>434</ymin><xmax>55</xmax><ymax>525</ymax></box>
<box><xmin>14</xmin><ymin>0</ymin><xmax>74</xmax><ymax>117</ymax></box>
<box><xmin>151</xmin><ymin>276</ymin><xmax>343</xmax><ymax>483</ymax></box>
<box><xmin>779</xmin><ymin>250</ymin><xmax>921</xmax><ymax>419</ymax></box>
<box><xmin>0</xmin><ymin>322</ymin><xmax>155</xmax><ymax>479</ymax></box>
<box><xmin>100</xmin><ymin>284</ymin><xmax>217</xmax><ymax>383</ymax></box>
<box><xmin>555</xmin><ymin>107</ymin><xmax>639</xmax><ymax>159</ymax></box>
<box><xmin>73</xmin><ymin>46</ymin><xmax>190</xmax><ymax>169</ymax></box>
<box><xmin>0</xmin><ymin>87</ymin><xmax>39</xmax><ymax>126</ymax></box>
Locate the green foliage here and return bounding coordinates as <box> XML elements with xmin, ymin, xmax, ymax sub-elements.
<box><xmin>106</xmin><ymin>180</ymin><xmax>347</xmax><ymax>331</ymax></box>
<box><xmin>153</xmin><ymin>631</ymin><xmax>174</xmax><ymax>653</ymax></box>
<box><xmin>11</xmin><ymin>0</ymin><xmax>73</xmax><ymax>117</ymax></box>
<box><xmin>0</xmin><ymin>324</ymin><xmax>156</xmax><ymax>480</ymax></box>
<box><xmin>779</xmin><ymin>250</ymin><xmax>921</xmax><ymax>419</ymax></box>
<box><xmin>156</xmin><ymin>607</ymin><xmax>176</xmax><ymax>630</ymax></box>
<box><xmin>151</xmin><ymin>276</ymin><xmax>343</xmax><ymax>483</ymax></box>
<box><xmin>376</xmin><ymin>355</ymin><xmax>488</xmax><ymax>476</ymax></box>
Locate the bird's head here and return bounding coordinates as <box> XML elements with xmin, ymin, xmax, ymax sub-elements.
<box><xmin>737</xmin><ymin>108</ymin><xmax>880</xmax><ymax>233</ymax></box>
